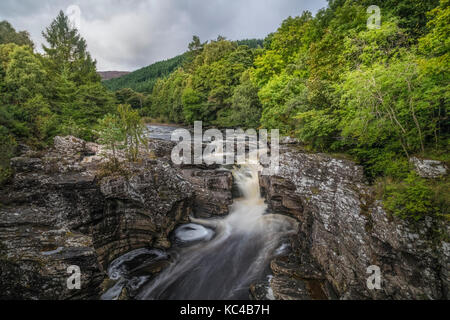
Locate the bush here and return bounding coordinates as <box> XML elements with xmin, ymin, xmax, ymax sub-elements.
<box><xmin>0</xmin><ymin>129</ymin><xmax>17</xmax><ymax>185</ymax></box>
<box><xmin>383</xmin><ymin>171</ymin><xmax>438</xmax><ymax>221</ymax></box>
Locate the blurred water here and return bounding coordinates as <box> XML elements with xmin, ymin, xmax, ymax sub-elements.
<box><xmin>136</xmin><ymin>165</ymin><xmax>297</xmax><ymax>300</ymax></box>
<box><xmin>146</xmin><ymin>124</ymin><xmax>180</xmax><ymax>141</ymax></box>
<box><xmin>102</xmin><ymin>125</ymin><xmax>296</xmax><ymax>300</ymax></box>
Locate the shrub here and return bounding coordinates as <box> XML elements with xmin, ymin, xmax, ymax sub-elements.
<box><xmin>383</xmin><ymin>171</ymin><xmax>438</xmax><ymax>221</ymax></box>
<box><xmin>0</xmin><ymin>129</ymin><xmax>17</xmax><ymax>185</ymax></box>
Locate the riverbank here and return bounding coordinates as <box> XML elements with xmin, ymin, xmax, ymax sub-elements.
<box><xmin>0</xmin><ymin>133</ymin><xmax>448</xmax><ymax>300</ymax></box>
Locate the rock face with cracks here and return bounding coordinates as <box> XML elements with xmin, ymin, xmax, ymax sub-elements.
<box><xmin>259</xmin><ymin>146</ymin><xmax>449</xmax><ymax>300</ymax></box>
<box><xmin>0</xmin><ymin>136</ymin><xmax>195</xmax><ymax>300</ymax></box>
<box><xmin>1</xmin><ymin>135</ymin><xmax>448</xmax><ymax>300</ymax></box>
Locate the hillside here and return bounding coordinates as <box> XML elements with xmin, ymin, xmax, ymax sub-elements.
<box><xmin>102</xmin><ymin>53</ymin><xmax>187</xmax><ymax>93</ymax></box>
<box><xmin>98</xmin><ymin>71</ymin><xmax>131</xmax><ymax>81</ymax></box>
<box><xmin>102</xmin><ymin>39</ymin><xmax>263</xmax><ymax>94</ymax></box>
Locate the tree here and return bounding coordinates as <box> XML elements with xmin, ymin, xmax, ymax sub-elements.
<box><xmin>117</xmin><ymin>104</ymin><xmax>148</xmax><ymax>162</ymax></box>
<box><xmin>103</xmin><ymin>53</ymin><xmax>186</xmax><ymax>93</ymax></box>
<box><xmin>70</xmin><ymin>82</ymin><xmax>116</xmax><ymax>140</ymax></box>
<box><xmin>115</xmin><ymin>88</ymin><xmax>144</xmax><ymax>109</ymax></box>
<box><xmin>97</xmin><ymin>114</ymin><xmax>125</xmax><ymax>169</ymax></box>
<box><xmin>188</xmin><ymin>35</ymin><xmax>204</xmax><ymax>54</ymax></box>
<box><xmin>220</xmin><ymin>71</ymin><xmax>261</xmax><ymax>128</ymax></box>
<box><xmin>42</xmin><ymin>11</ymin><xmax>99</xmax><ymax>84</ymax></box>
<box><xmin>419</xmin><ymin>0</ymin><xmax>450</xmax><ymax>78</ymax></box>
<box><xmin>337</xmin><ymin>54</ymin><xmax>439</xmax><ymax>160</ymax></box>
<box><xmin>3</xmin><ymin>46</ymin><xmax>47</xmax><ymax>105</ymax></box>
<box><xmin>0</xmin><ymin>21</ymin><xmax>34</xmax><ymax>48</ymax></box>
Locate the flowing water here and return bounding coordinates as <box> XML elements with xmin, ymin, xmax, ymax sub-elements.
<box><xmin>102</xmin><ymin>125</ymin><xmax>297</xmax><ymax>300</ymax></box>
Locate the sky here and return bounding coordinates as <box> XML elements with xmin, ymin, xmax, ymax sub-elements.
<box><xmin>0</xmin><ymin>0</ymin><xmax>328</xmax><ymax>71</ymax></box>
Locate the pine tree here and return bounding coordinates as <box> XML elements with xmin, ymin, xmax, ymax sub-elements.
<box><xmin>42</xmin><ymin>11</ymin><xmax>99</xmax><ymax>84</ymax></box>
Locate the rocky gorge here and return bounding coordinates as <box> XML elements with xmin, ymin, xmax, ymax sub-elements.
<box><xmin>0</xmin><ymin>129</ymin><xmax>448</xmax><ymax>300</ymax></box>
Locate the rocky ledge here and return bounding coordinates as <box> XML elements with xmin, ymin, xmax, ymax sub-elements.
<box><xmin>258</xmin><ymin>146</ymin><xmax>449</xmax><ymax>300</ymax></box>
<box><xmin>0</xmin><ymin>136</ymin><xmax>233</xmax><ymax>300</ymax></box>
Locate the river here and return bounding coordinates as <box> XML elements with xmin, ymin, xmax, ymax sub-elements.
<box><xmin>101</xmin><ymin>125</ymin><xmax>297</xmax><ymax>300</ymax></box>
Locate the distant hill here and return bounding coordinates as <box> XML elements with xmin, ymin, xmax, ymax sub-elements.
<box><xmin>236</xmin><ymin>39</ymin><xmax>264</xmax><ymax>48</ymax></box>
<box><xmin>98</xmin><ymin>71</ymin><xmax>131</xmax><ymax>81</ymax></box>
<box><xmin>102</xmin><ymin>39</ymin><xmax>263</xmax><ymax>93</ymax></box>
<box><xmin>103</xmin><ymin>53</ymin><xmax>187</xmax><ymax>93</ymax></box>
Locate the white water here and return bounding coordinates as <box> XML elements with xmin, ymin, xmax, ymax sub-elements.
<box><xmin>135</xmin><ymin>163</ymin><xmax>298</xmax><ymax>300</ymax></box>
<box><xmin>103</xmin><ymin>125</ymin><xmax>298</xmax><ymax>300</ymax></box>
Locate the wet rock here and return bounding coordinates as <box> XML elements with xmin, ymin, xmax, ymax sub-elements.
<box><xmin>261</xmin><ymin>147</ymin><xmax>449</xmax><ymax>300</ymax></box>
<box><xmin>0</xmin><ymin>136</ymin><xmax>195</xmax><ymax>299</ymax></box>
<box><xmin>269</xmin><ymin>276</ymin><xmax>312</xmax><ymax>300</ymax></box>
<box><xmin>96</xmin><ymin>159</ymin><xmax>193</xmax><ymax>268</ymax></box>
<box><xmin>148</xmin><ymin>139</ymin><xmax>176</xmax><ymax>159</ymax></box>
<box><xmin>250</xmin><ymin>280</ymin><xmax>274</xmax><ymax>300</ymax></box>
<box><xmin>410</xmin><ymin>157</ymin><xmax>448</xmax><ymax>179</ymax></box>
<box><xmin>181</xmin><ymin>168</ymin><xmax>233</xmax><ymax>218</ymax></box>
<box><xmin>0</xmin><ymin>207</ymin><xmax>103</xmax><ymax>300</ymax></box>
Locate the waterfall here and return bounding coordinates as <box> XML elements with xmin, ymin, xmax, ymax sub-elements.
<box><xmin>135</xmin><ymin>163</ymin><xmax>297</xmax><ymax>300</ymax></box>
<box><xmin>102</xmin><ymin>125</ymin><xmax>298</xmax><ymax>300</ymax></box>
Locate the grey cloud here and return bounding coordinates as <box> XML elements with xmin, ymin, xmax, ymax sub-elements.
<box><xmin>0</xmin><ymin>0</ymin><xmax>328</xmax><ymax>71</ymax></box>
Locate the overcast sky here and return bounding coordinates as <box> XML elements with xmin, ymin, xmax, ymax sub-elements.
<box><xmin>0</xmin><ymin>0</ymin><xmax>328</xmax><ymax>71</ymax></box>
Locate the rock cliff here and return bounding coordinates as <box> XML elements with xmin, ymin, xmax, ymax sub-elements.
<box><xmin>0</xmin><ymin>136</ymin><xmax>198</xmax><ymax>299</ymax></box>
<box><xmin>1</xmin><ymin>136</ymin><xmax>447</xmax><ymax>300</ymax></box>
<box><xmin>259</xmin><ymin>145</ymin><xmax>449</xmax><ymax>300</ymax></box>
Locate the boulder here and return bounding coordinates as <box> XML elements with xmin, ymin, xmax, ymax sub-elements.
<box><xmin>410</xmin><ymin>157</ymin><xmax>448</xmax><ymax>179</ymax></box>
<box><xmin>181</xmin><ymin>168</ymin><xmax>233</xmax><ymax>218</ymax></box>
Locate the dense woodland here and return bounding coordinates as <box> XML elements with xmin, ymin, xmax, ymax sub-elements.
<box><xmin>103</xmin><ymin>53</ymin><xmax>187</xmax><ymax>93</ymax></box>
<box><xmin>102</xmin><ymin>38</ymin><xmax>264</xmax><ymax>94</ymax></box>
<box><xmin>0</xmin><ymin>0</ymin><xmax>449</xmax><ymax>222</ymax></box>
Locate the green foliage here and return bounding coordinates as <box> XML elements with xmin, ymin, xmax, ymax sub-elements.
<box><xmin>3</xmin><ymin>46</ymin><xmax>47</xmax><ymax>105</ymax></box>
<box><xmin>418</xmin><ymin>0</ymin><xmax>450</xmax><ymax>80</ymax></box>
<box><xmin>103</xmin><ymin>54</ymin><xmax>187</xmax><ymax>93</ymax></box>
<box><xmin>0</xmin><ymin>14</ymin><xmax>120</xmax><ymax>179</ymax></box>
<box><xmin>383</xmin><ymin>172</ymin><xmax>438</xmax><ymax>221</ymax></box>
<box><xmin>97</xmin><ymin>114</ymin><xmax>125</xmax><ymax>168</ymax></box>
<box><xmin>0</xmin><ymin>127</ymin><xmax>16</xmax><ymax>185</ymax></box>
<box><xmin>66</xmin><ymin>82</ymin><xmax>116</xmax><ymax>140</ymax></box>
<box><xmin>147</xmin><ymin>68</ymin><xmax>188</xmax><ymax>123</ymax></box>
<box><xmin>97</xmin><ymin>104</ymin><xmax>148</xmax><ymax>166</ymax></box>
<box><xmin>357</xmin><ymin>0</ymin><xmax>441</xmax><ymax>38</ymax></box>
<box><xmin>115</xmin><ymin>88</ymin><xmax>144</xmax><ymax>109</ymax></box>
<box><xmin>117</xmin><ymin>104</ymin><xmax>148</xmax><ymax>162</ymax></box>
<box><xmin>338</xmin><ymin>54</ymin><xmax>432</xmax><ymax>155</ymax></box>
<box><xmin>42</xmin><ymin>11</ymin><xmax>99</xmax><ymax>85</ymax></box>
<box><xmin>236</xmin><ymin>39</ymin><xmax>264</xmax><ymax>49</ymax></box>
<box><xmin>221</xmin><ymin>71</ymin><xmax>262</xmax><ymax>128</ymax></box>
<box><xmin>0</xmin><ymin>21</ymin><xmax>34</xmax><ymax>48</ymax></box>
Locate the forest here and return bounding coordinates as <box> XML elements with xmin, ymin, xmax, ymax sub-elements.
<box><xmin>0</xmin><ymin>0</ymin><xmax>449</xmax><ymax>222</ymax></box>
<box><xmin>139</xmin><ymin>0</ymin><xmax>449</xmax><ymax>222</ymax></box>
<box><xmin>102</xmin><ymin>38</ymin><xmax>264</xmax><ymax>94</ymax></box>
<box><xmin>103</xmin><ymin>53</ymin><xmax>187</xmax><ymax>93</ymax></box>
<box><xmin>0</xmin><ymin>13</ymin><xmax>134</xmax><ymax>183</ymax></box>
